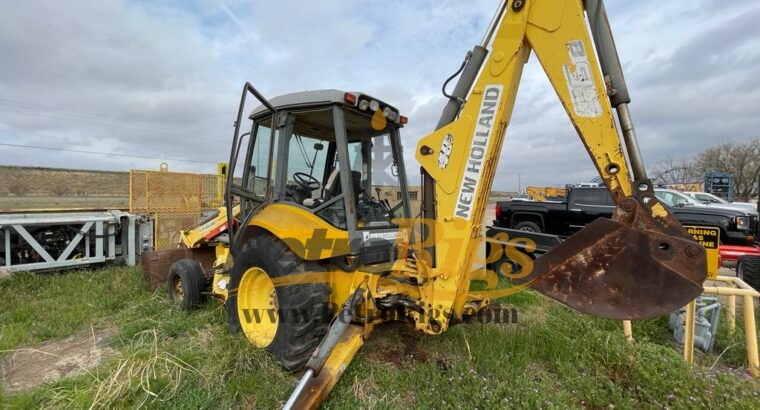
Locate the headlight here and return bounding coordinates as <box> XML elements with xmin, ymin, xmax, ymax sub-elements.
<box><xmin>382</xmin><ymin>107</ymin><xmax>397</xmax><ymax>122</ymax></box>
<box><xmin>735</xmin><ymin>216</ymin><xmax>750</xmax><ymax>230</ymax></box>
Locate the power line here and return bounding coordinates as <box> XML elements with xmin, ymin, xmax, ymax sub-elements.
<box><xmin>0</xmin><ymin>128</ymin><xmax>224</xmax><ymax>158</ymax></box>
<box><xmin>0</xmin><ymin>98</ymin><xmax>230</xmax><ymax>140</ymax></box>
<box><xmin>0</xmin><ymin>142</ymin><xmax>219</xmax><ymax>165</ymax></box>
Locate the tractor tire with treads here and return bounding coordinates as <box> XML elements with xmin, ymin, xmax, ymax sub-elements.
<box><xmin>737</xmin><ymin>255</ymin><xmax>760</xmax><ymax>291</ymax></box>
<box><xmin>167</xmin><ymin>258</ymin><xmax>206</xmax><ymax>310</ymax></box>
<box><xmin>227</xmin><ymin>233</ymin><xmax>330</xmax><ymax>371</ymax></box>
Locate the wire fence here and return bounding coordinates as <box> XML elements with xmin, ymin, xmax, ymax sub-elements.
<box><xmin>130</xmin><ymin>165</ymin><xmax>224</xmax><ymax>250</ymax></box>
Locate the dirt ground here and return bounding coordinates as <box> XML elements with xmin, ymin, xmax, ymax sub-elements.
<box><xmin>1</xmin><ymin>328</ymin><xmax>116</xmax><ymax>393</ymax></box>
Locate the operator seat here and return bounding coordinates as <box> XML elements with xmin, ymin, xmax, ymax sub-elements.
<box><xmin>302</xmin><ymin>169</ymin><xmax>361</xmax><ymax>207</ymax></box>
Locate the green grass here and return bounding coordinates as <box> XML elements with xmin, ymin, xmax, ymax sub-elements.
<box><xmin>1</xmin><ymin>267</ymin><xmax>759</xmax><ymax>408</ymax></box>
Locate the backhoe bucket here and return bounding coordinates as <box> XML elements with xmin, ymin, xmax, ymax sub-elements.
<box><xmin>523</xmin><ymin>198</ymin><xmax>706</xmax><ymax>320</ymax></box>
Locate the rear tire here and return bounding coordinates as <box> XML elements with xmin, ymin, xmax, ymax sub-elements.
<box><xmin>227</xmin><ymin>233</ymin><xmax>330</xmax><ymax>371</ymax></box>
<box><xmin>167</xmin><ymin>259</ymin><xmax>206</xmax><ymax>309</ymax></box>
<box><xmin>737</xmin><ymin>255</ymin><xmax>760</xmax><ymax>291</ymax></box>
<box><xmin>513</xmin><ymin>221</ymin><xmax>541</xmax><ymax>233</ymax></box>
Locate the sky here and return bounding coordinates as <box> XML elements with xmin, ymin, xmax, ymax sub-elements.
<box><xmin>1</xmin><ymin>0</ymin><xmax>759</xmax><ymax>191</ymax></box>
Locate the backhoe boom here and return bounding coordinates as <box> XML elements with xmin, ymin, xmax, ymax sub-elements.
<box><xmin>413</xmin><ymin>0</ymin><xmax>706</xmax><ymax>332</ymax></box>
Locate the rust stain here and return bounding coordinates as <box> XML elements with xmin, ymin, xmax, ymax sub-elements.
<box><xmin>523</xmin><ymin>198</ymin><xmax>706</xmax><ymax>320</ymax></box>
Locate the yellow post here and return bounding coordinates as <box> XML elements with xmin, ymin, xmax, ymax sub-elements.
<box><xmin>702</xmin><ymin>278</ymin><xmax>759</xmax><ymax>377</ymax></box>
<box><xmin>622</xmin><ymin>320</ymin><xmax>633</xmax><ymax>342</ymax></box>
<box><xmin>683</xmin><ymin>300</ymin><xmax>696</xmax><ymax>364</ymax></box>
<box><xmin>728</xmin><ymin>293</ymin><xmax>736</xmax><ymax>336</ymax></box>
<box><xmin>742</xmin><ymin>295</ymin><xmax>759</xmax><ymax>377</ymax></box>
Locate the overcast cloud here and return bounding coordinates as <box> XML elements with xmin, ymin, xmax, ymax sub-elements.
<box><xmin>1</xmin><ymin>0</ymin><xmax>758</xmax><ymax>191</ymax></box>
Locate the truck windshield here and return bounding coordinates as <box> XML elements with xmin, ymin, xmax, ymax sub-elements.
<box><xmin>695</xmin><ymin>193</ymin><xmax>728</xmax><ymax>204</ymax></box>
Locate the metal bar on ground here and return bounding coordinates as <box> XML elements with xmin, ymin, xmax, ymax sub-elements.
<box><xmin>743</xmin><ymin>295</ymin><xmax>759</xmax><ymax>377</ymax></box>
<box><xmin>728</xmin><ymin>293</ymin><xmax>737</xmax><ymax>336</ymax></box>
<box><xmin>622</xmin><ymin>320</ymin><xmax>632</xmax><ymax>341</ymax></box>
<box><xmin>95</xmin><ymin>221</ymin><xmax>103</xmax><ymax>258</ymax></box>
<box><xmin>699</xmin><ymin>276</ymin><xmax>759</xmax><ymax>377</ymax></box>
<box><xmin>0</xmin><ymin>211</ymin><xmax>149</xmax><ymax>273</ymax></box>
<box><xmin>12</xmin><ymin>224</ymin><xmax>55</xmax><ymax>262</ymax></box>
<box><xmin>57</xmin><ymin>221</ymin><xmax>93</xmax><ymax>261</ymax></box>
<box><xmin>108</xmin><ymin>222</ymin><xmax>116</xmax><ymax>258</ymax></box>
<box><xmin>683</xmin><ymin>301</ymin><xmax>696</xmax><ymax>364</ymax></box>
<box><xmin>4</xmin><ymin>229</ymin><xmax>9</xmax><ymax>267</ymax></box>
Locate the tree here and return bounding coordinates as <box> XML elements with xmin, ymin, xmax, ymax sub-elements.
<box><xmin>694</xmin><ymin>138</ymin><xmax>760</xmax><ymax>200</ymax></box>
<box><xmin>650</xmin><ymin>156</ymin><xmax>700</xmax><ymax>186</ymax></box>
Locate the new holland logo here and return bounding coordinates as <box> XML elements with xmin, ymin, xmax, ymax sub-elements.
<box><xmin>455</xmin><ymin>85</ymin><xmax>502</xmax><ymax>219</ymax></box>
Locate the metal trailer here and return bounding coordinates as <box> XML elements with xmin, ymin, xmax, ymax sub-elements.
<box><xmin>0</xmin><ymin>210</ymin><xmax>152</xmax><ymax>274</ymax></box>
<box><xmin>704</xmin><ymin>171</ymin><xmax>734</xmax><ymax>202</ymax></box>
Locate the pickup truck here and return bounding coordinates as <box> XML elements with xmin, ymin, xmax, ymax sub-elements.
<box><xmin>493</xmin><ymin>186</ymin><xmax>758</xmax><ymax>247</ymax></box>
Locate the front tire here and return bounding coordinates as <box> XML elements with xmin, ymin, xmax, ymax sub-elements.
<box><xmin>167</xmin><ymin>259</ymin><xmax>206</xmax><ymax>309</ymax></box>
<box><xmin>737</xmin><ymin>255</ymin><xmax>760</xmax><ymax>290</ymax></box>
<box><xmin>227</xmin><ymin>233</ymin><xmax>330</xmax><ymax>371</ymax></box>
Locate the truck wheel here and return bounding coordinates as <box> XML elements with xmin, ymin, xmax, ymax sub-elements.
<box><xmin>492</xmin><ymin>257</ymin><xmax>520</xmax><ymax>279</ymax></box>
<box><xmin>737</xmin><ymin>255</ymin><xmax>760</xmax><ymax>290</ymax></box>
<box><xmin>513</xmin><ymin>221</ymin><xmax>541</xmax><ymax>233</ymax></box>
<box><xmin>227</xmin><ymin>233</ymin><xmax>330</xmax><ymax>371</ymax></box>
<box><xmin>167</xmin><ymin>259</ymin><xmax>206</xmax><ymax>309</ymax></box>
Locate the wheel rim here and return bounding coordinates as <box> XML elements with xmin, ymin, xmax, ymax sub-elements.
<box><xmin>238</xmin><ymin>267</ymin><xmax>279</xmax><ymax>347</ymax></box>
<box><xmin>737</xmin><ymin>263</ymin><xmax>744</xmax><ymax>280</ymax></box>
<box><xmin>172</xmin><ymin>276</ymin><xmax>184</xmax><ymax>302</ymax></box>
<box><xmin>519</xmin><ymin>227</ymin><xmax>535</xmax><ymax>232</ymax></box>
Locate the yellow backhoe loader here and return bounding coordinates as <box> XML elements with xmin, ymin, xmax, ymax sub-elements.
<box><xmin>168</xmin><ymin>0</ymin><xmax>708</xmax><ymax>407</ymax></box>
<box><xmin>526</xmin><ymin>186</ymin><xmax>567</xmax><ymax>202</ymax></box>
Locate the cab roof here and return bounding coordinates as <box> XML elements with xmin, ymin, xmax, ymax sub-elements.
<box><xmin>249</xmin><ymin>89</ymin><xmax>400</xmax><ymax>118</ymax></box>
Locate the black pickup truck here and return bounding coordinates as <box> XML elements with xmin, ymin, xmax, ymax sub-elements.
<box><xmin>493</xmin><ymin>186</ymin><xmax>758</xmax><ymax>246</ymax></box>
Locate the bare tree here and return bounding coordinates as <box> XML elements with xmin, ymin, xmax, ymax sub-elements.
<box><xmin>694</xmin><ymin>138</ymin><xmax>760</xmax><ymax>199</ymax></box>
<box><xmin>650</xmin><ymin>156</ymin><xmax>700</xmax><ymax>186</ymax></box>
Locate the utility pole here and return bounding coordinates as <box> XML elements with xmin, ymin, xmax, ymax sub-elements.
<box><xmin>518</xmin><ymin>173</ymin><xmax>523</xmax><ymax>193</ymax></box>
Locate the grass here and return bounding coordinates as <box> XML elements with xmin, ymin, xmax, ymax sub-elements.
<box><xmin>0</xmin><ymin>267</ymin><xmax>759</xmax><ymax>408</ymax></box>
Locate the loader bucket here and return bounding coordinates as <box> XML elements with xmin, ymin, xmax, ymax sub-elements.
<box><xmin>522</xmin><ymin>198</ymin><xmax>706</xmax><ymax>320</ymax></box>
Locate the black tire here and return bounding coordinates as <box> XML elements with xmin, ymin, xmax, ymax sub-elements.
<box><xmin>167</xmin><ymin>259</ymin><xmax>206</xmax><ymax>309</ymax></box>
<box><xmin>492</xmin><ymin>256</ymin><xmax>520</xmax><ymax>280</ymax></box>
<box><xmin>227</xmin><ymin>233</ymin><xmax>330</xmax><ymax>371</ymax></box>
<box><xmin>513</xmin><ymin>221</ymin><xmax>542</xmax><ymax>233</ymax></box>
<box><xmin>737</xmin><ymin>255</ymin><xmax>760</xmax><ymax>290</ymax></box>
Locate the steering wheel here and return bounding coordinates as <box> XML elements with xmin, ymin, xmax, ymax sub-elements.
<box><xmin>293</xmin><ymin>172</ymin><xmax>321</xmax><ymax>191</ymax></box>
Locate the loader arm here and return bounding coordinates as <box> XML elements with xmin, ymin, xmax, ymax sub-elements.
<box><xmin>413</xmin><ymin>0</ymin><xmax>706</xmax><ymax>331</ymax></box>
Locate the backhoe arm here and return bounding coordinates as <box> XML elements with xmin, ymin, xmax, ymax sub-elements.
<box><xmin>414</xmin><ymin>0</ymin><xmax>706</xmax><ymax>331</ymax></box>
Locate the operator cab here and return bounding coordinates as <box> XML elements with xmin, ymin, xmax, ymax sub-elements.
<box><xmin>227</xmin><ymin>87</ymin><xmax>411</xmax><ymax>259</ymax></box>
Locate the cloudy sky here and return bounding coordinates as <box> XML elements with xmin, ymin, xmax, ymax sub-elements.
<box><xmin>1</xmin><ymin>0</ymin><xmax>758</xmax><ymax>191</ymax></box>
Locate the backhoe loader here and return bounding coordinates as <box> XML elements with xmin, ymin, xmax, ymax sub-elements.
<box><xmin>526</xmin><ymin>186</ymin><xmax>567</xmax><ymax>202</ymax></box>
<box><xmin>210</xmin><ymin>0</ymin><xmax>707</xmax><ymax>407</ymax></box>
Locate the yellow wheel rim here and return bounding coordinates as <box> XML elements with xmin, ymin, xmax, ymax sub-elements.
<box><xmin>238</xmin><ymin>267</ymin><xmax>279</xmax><ymax>347</ymax></box>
